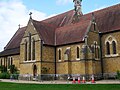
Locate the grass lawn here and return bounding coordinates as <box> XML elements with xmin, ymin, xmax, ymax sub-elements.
<box><xmin>0</xmin><ymin>82</ymin><xmax>120</xmax><ymax>90</ymax></box>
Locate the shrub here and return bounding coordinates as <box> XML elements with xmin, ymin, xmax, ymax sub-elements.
<box><xmin>116</xmin><ymin>70</ymin><xmax>120</xmax><ymax>80</ymax></box>
<box><xmin>0</xmin><ymin>72</ymin><xmax>10</xmax><ymax>79</ymax></box>
<box><xmin>0</xmin><ymin>65</ymin><xmax>7</xmax><ymax>73</ymax></box>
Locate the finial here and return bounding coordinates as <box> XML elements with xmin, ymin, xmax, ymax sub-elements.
<box><xmin>92</xmin><ymin>12</ymin><xmax>95</xmax><ymax>21</ymax></box>
<box><xmin>72</xmin><ymin>0</ymin><xmax>83</xmax><ymax>23</ymax></box>
<box><xmin>29</xmin><ymin>12</ymin><xmax>32</xmax><ymax>19</ymax></box>
<box><xmin>18</xmin><ymin>24</ymin><xmax>21</xmax><ymax>29</ymax></box>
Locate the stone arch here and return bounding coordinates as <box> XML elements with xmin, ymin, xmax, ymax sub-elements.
<box><xmin>105</xmin><ymin>35</ymin><xmax>117</xmax><ymax>55</ymax></box>
<box><xmin>33</xmin><ymin>64</ymin><xmax>37</xmax><ymax>78</ymax></box>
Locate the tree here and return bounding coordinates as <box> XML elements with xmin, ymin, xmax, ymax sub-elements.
<box><xmin>9</xmin><ymin>65</ymin><xmax>18</xmax><ymax>74</ymax></box>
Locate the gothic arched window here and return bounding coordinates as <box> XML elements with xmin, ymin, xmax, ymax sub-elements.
<box><xmin>58</xmin><ymin>49</ymin><xmax>62</xmax><ymax>60</ymax></box>
<box><xmin>25</xmin><ymin>41</ymin><xmax>27</xmax><ymax>61</ymax></box>
<box><xmin>32</xmin><ymin>38</ymin><xmax>35</xmax><ymax>60</ymax></box>
<box><xmin>77</xmin><ymin>47</ymin><xmax>80</xmax><ymax>59</ymax></box>
<box><xmin>0</xmin><ymin>59</ymin><xmax>2</xmax><ymax>66</ymax></box>
<box><xmin>97</xmin><ymin>47</ymin><xmax>100</xmax><ymax>59</ymax></box>
<box><xmin>112</xmin><ymin>41</ymin><xmax>116</xmax><ymax>54</ymax></box>
<box><xmin>11</xmin><ymin>57</ymin><xmax>13</xmax><ymax>65</ymax></box>
<box><xmin>106</xmin><ymin>42</ymin><xmax>110</xmax><ymax>55</ymax></box>
<box><xmin>28</xmin><ymin>33</ymin><xmax>31</xmax><ymax>60</ymax></box>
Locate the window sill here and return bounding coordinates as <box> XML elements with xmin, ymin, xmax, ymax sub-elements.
<box><xmin>58</xmin><ymin>60</ymin><xmax>62</xmax><ymax>62</ymax></box>
<box><xmin>105</xmin><ymin>54</ymin><xmax>119</xmax><ymax>57</ymax></box>
<box><xmin>76</xmin><ymin>58</ymin><xmax>80</xmax><ymax>60</ymax></box>
<box><xmin>95</xmin><ymin>58</ymin><xmax>100</xmax><ymax>60</ymax></box>
<box><xmin>23</xmin><ymin>60</ymin><xmax>36</xmax><ymax>63</ymax></box>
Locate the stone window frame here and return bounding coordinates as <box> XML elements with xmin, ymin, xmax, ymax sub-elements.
<box><xmin>76</xmin><ymin>45</ymin><xmax>81</xmax><ymax>60</ymax></box>
<box><xmin>58</xmin><ymin>48</ymin><xmax>62</xmax><ymax>62</ymax></box>
<box><xmin>31</xmin><ymin>38</ymin><xmax>36</xmax><ymax>60</ymax></box>
<box><xmin>105</xmin><ymin>35</ymin><xmax>118</xmax><ymax>57</ymax></box>
<box><xmin>92</xmin><ymin>41</ymin><xmax>100</xmax><ymax>60</ymax></box>
<box><xmin>106</xmin><ymin>41</ymin><xmax>110</xmax><ymax>55</ymax></box>
<box><xmin>7</xmin><ymin>56</ymin><xmax>13</xmax><ymax>69</ymax></box>
<box><xmin>28</xmin><ymin>32</ymin><xmax>32</xmax><ymax>60</ymax></box>
<box><xmin>24</xmin><ymin>39</ymin><xmax>28</xmax><ymax>61</ymax></box>
<box><xmin>64</xmin><ymin>47</ymin><xmax>71</xmax><ymax>61</ymax></box>
<box><xmin>0</xmin><ymin>58</ymin><xmax>2</xmax><ymax>66</ymax></box>
<box><xmin>112</xmin><ymin>40</ymin><xmax>117</xmax><ymax>54</ymax></box>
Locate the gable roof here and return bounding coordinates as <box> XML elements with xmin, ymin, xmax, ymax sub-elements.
<box><xmin>32</xmin><ymin>20</ymin><xmax>56</xmax><ymax>45</ymax></box>
<box><xmin>0</xmin><ymin>27</ymin><xmax>26</xmax><ymax>57</ymax></box>
<box><xmin>43</xmin><ymin>10</ymin><xmax>73</xmax><ymax>28</ymax></box>
<box><xmin>0</xmin><ymin>4</ymin><xmax>120</xmax><ymax>56</ymax></box>
<box><xmin>4</xmin><ymin>27</ymin><xmax>26</xmax><ymax>50</ymax></box>
<box><xmin>94</xmin><ymin>4</ymin><xmax>120</xmax><ymax>33</ymax></box>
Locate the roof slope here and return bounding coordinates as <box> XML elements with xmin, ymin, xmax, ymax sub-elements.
<box><xmin>0</xmin><ymin>27</ymin><xmax>26</xmax><ymax>56</ymax></box>
<box><xmin>43</xmin><ymin>10</ymin><xmax>73</xmax><ymax>28</ymax></box>
<box><xmin>94</xmin><ymin>4</ymin><xmax>120</xmax><ymax>33</ymax></box>
<box><xmin>32</xmin><ymin>20</ymin><xmax>56</xmax><ymax>45</ymax></box>
<box><xmin>0</xmin><ymin>4</ymin><xmax>120</xmax><ymax>56</ymax></box>
<box><xmin>4</xmin><ymin>27</ymin><xmax>26</xmax><ymax>50</ymax></box>
<box><xmin>56</xmin><ymin>18</ymin><xmax>91</xmax><ymax>45</ymax></box>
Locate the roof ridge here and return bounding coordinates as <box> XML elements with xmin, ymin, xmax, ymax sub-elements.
<box><xmin>90</xmin><ymin>3</ymin><xmax>120</xmax><ymax>14</ymax></box>
<box><xmin>32</xmin><ymin>19</ymin><xmax>56</xmax><ymax>29</ymax></box>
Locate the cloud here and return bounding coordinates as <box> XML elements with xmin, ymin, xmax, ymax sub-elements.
<box><xmin>56</xmin><ymin>0</ymin><xmax>72</xmax><ymax>5</ymax></box>
<box><xmin>0</xmin><ymin>0</ymin><xmax>54</xmax><ymax>51</ymax></box>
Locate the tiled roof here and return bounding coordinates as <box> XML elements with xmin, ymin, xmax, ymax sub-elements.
<box><xmin>32</xmin><ymin>20</ymin><xmax>56</xmax><ymax>45</ymax></box>
<box><xmin>43</xmin><ymin>10</ymin><xmax>74</xmax><ymax>28</ymax></box>
<box><xmin>4</xmin><ymin>27</ymin><xmax>26</xmax><ymax>50</ymax></box>
<box><xmin>0</xmin><ymin>48</ymin><xmax>20</xmax><ymax>57</ymax></box>
<box><xmin>0</xmin><ymin>4</ymin><xmax>120</xmax><ymax>56</ymax></box>
<box><xmin>0</xmin><ymin>27</ymin><xmax>26</xmax><ymax>57</ymax></box>
<box><xmin>56</xmin><ymin>19</ymin><xmax>91</xmax><ymax>45</ymax></box>
<box><xmin>94</xmin><ymin>4</ymin><xmax>120</xmax><ymax>33</ymax></box>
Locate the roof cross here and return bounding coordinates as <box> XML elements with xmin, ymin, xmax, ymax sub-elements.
<box><xmin>29</xmin><ymin>12</ymin><xmax>32</xmax><ymax>19</ymax></box>
<box><xmin>18</xmin><ymin>24</ymin><xmax>21</xmax><ymax>29</ymax></box>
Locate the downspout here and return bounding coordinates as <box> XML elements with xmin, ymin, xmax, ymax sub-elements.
<box><xmin>40</xmin><ymin>40</ymin><xmax>43</xmax><ymax>80</ymax></box>
<box><xmin>54</xmin><ymin>47</ymin><xmax>57</xmax><ymax>80</ymax></box>
<box><xmin>99</xmin><ymin>32</ymin><xmax>104</xmax><ymax>78</ymax></box>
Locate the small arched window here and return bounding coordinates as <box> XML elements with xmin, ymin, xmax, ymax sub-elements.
<box><xmin>28</xmin><ymin>33</ymin><xmax>31</xmax><ymax>60</ymax></box>
<box><xmin>32</xmin><ymin>38</ymin><xmax>35</xmax><ymax>60</ymax></box>
<box><xmin>77</xmin><ymin>47</ymin><xmax>80</xmax><ymax>59</ymax></box>
<box><xmin>25</xmin><ymin>41</ymin><xmax>27</xmax><ymax>61</ymax></box>
<box><xmin>0</xmin><ymin>59</ymin><xmax>2</xmax><ymax>66</ymax></box>
<box><xmin>58</xmin><ymin>49</ymin><xmax>62</xmax><ymax>60</ymax></box>
<box><xmin>8</xmin><ymin>57</ymin><xmax>10</xmax><ymax>67</ymax></box>
<box><xmin>97</xmin><ymin>47</ymin><xmax>100</xmax><ymax>59</ymax></box>
<box><xmin>106</xmin><ymin>42</ymin><xmax>110</xmax><ymax>55</ymax></box>
<box><xmin>112</xmin><ymin>41</ymin><xmax>116</xmax><ymax>54</ymax></box>
<box><xmin>11</xmin><ymin>57</ymin><xmax>13</xmax><ymax>65</ymax></box>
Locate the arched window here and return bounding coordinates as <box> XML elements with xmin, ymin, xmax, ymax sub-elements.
<box><xmin>8</xmin><ymin>57</ymin><xmax>10</xmax><ymax>67</ymax></box>
<box><xmin>25</xmin><ymin>41</ymin><xmax>27</xmax><ymax>61</ymax></box>
<box><xmin>58</xmin><ymin>49</ymin><xmax>62</xmax><ymax>60</ymax></box>
<box><xmin>97</xmin><ymin>47</ymin><xmax>100</xmax><ymax>59</ymax></box>
<box><xmin>28</xmin><ymin>33</ymin><xmax>31</xmax><ymax>60</ymax></box>
<box><xmin>32</xmin><ymin>38</ymin><xmax>35</xmax><ymax>60</ymax></box>
<box><xmin>0</xmin><ymin>59</ymin><xmax>2</xmax><ymax>66</ymax></box>
<box><xmin>10</xmin><ymin>57</ymin><xmax>13</xmax><ymax>65</ymax></box>
<box><xmin>94</xmin><ymin>42</ymin><xmax>97</xmax><ymax>58</ymax></box>
<box><xmin>77</xmin><ymin>47</ymin><xmax>80</xmax><ymax>59</ymax></box>
<box><xmin>106</xmin><ymin>42</ymin><xmax>110</xmax><ymax>55</ymax></box>
<box><xmin>112</xmin><ymin>41</ymin><xmax>116</xmax><ymax>54</ymax></box>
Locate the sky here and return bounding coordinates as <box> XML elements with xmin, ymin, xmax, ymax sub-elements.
<box><xmin>0</xmin><ymin>0</ymin><xmax>120</xmax><ymax>51</ymax></box>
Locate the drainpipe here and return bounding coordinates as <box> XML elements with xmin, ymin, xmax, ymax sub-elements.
<box><xmin>40</xmin><ymin>40</ymin><xmax>43</xmax><ymax>80</ymax></box>
<box><xmin>84</xmin><ymin>35</ymin><xmax>88</xmax><ymax>79</ymax></box>
<box><xmin>54</xmin><ymin>47</ymin><xmax>57</xmax><ymax>80</ymax></box>
<box><xmin>99</xmin><ymin>32</ymin><xmax>104</xmax><ymax>78</ymax></box>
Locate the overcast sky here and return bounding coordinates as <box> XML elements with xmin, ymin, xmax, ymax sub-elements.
<box><xmin>0</xmin><ymin>0</ymin><xmax>120</xmax><ymax>51</ymax></box>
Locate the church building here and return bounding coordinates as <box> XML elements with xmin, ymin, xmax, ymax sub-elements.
<box><xmin>0</xmin><ymin>1</ymin><xmax>120</xmax><ymax>79</ymax></box>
